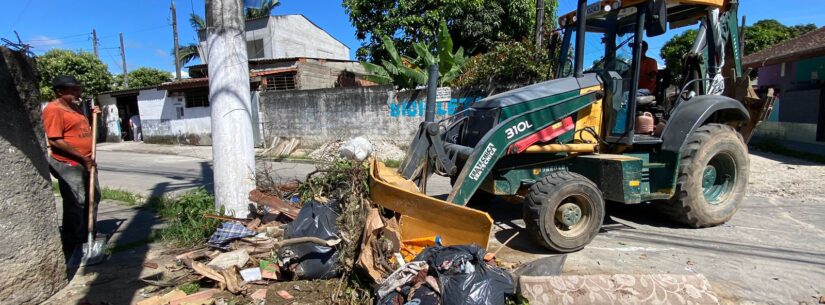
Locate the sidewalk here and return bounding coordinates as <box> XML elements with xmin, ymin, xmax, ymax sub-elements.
<box><xmin>45</xmin><ymin>198</ymin><xmax>171</xmax><ymax>305</ymax></box>
<box><xmin>97</xmin><ymin>142</ymin><xmax>214</xmax><ymax>160</ymax></box>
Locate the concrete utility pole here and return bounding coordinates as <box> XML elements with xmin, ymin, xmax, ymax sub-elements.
<box><xmin>206</xmin><ymin>0</ymin><xmax>256</xmax><ymax>218</ymax></box>
<box><xmin>92</xmin><ymin>29</ymin><xmax>99</xmax><ymax>59</ymax></box>
<box><xmin>172</xmin><ymin>1</ymin><xmax>182</xmax><ymax>80</ymax></box>
<box><xmin>535</xmin><ymin>0</ymin><xmax>545</xmax><ymax>48</ymax></box>
<box><xmin>119</xmin><ymin>32</ymin><xmax>128</xmax><ymax>88</ymax></box>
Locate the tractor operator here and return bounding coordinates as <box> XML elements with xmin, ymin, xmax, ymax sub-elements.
<box><xmin>639</xmin><ymin>41</ymin><xmax>658</xmax><ymax>93</ymax></box>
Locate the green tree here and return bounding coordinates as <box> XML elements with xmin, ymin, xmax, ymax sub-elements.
<box><xmin>37</xmin><ymin>49</ymin><xmax>112</xmax><ymax>100</ymax></box>
<box><xmin>362</xmin><ymin>21</ymin><xmax>468</xmax><ymax>89</ymax></box>
<box><xmin>659</xmin><ymin>29</ymin><xmax>698</xmax><ymax>80</ymax></box>
<box><xmin>452</xmin><ymin>40</ymin><xmax>553</xmax><ymax>94</ymax></box>
<box><xmin>173</xmin><ymin>13</ymin><xmax>207</xmax><ymax>68</ymax></box>
<box><xmin>659</xmin><ymin>20</ymin><xmax>817</xmax><ymax>83</ymax></box>
<box><xmin>343</xmin><ymin>0</ymin><xmax>554</xmax><ymax>60</ymax></box>
<box><xmin>744</xmin><ymin>20</ymin><xmax>816</xmax><ymax>54</ymax></box>
<box><xmin>114</xmin><ymin>67</ymin><xmax>173</xmax><ymax>89</ymax></box>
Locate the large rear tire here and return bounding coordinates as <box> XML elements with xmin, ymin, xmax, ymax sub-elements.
<box><xmin>660</xmin><ymin>123</ymin><xmax>749</xmax><ymax>227</ymax></box>
<box><xmin>524</xmin><ymin>172</ymin><xmax>604</xmax><ymax>252</ymax></box>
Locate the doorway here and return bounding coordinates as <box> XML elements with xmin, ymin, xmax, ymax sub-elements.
<box><xmin>115</xmin><ymin>94</ymin><xmax>139</xmax><ymax>141</ymax></box>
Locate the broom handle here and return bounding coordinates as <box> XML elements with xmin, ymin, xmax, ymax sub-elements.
<box><xmin>88</xmin><ymin>108</ymin><xmax>98</xmax><ymax>236</ymax></box>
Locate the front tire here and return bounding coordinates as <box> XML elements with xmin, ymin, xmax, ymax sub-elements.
<box><xmin>660</xmin><ymin>123</ymin><xmax>749</xmax><ymax>227</ymax></box>
<box><xmin>524</xmin><ymin>172</ymin><xmax>605</xmax><ymax>252</ymax></box>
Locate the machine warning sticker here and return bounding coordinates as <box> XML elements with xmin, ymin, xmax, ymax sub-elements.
<box><xmin>469</xmin><ymin>143</ymin><xmax>497</xmax><ymax>181</ymax></box>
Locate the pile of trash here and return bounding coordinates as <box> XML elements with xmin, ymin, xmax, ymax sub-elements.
<box><xmin>136</xmin><ymin>137</ymin><xmax>517</xmax><ymax>305</ymax></box>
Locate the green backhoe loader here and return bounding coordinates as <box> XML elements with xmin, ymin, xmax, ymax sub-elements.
<box><xmin>369</xmin><ymin>0</ymin><xmax>774</xmax><ymax>252</ymax></box>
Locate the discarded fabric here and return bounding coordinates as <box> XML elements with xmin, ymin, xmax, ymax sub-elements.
<box><xmin>207</xmin><ymin>221</ymin><xmax>257</xmax><ymax>250</ymax></box>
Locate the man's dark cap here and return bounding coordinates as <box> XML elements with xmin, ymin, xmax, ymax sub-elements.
<box><xmin>52</xmin><ymin>76</ymin><xmax>82</xmax><ymax>89</ymax></box>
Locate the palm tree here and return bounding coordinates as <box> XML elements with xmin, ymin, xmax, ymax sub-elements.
<box><xmin>245</xmin><ymin>0</ymin><xmax>280</xmax><ymax>19</ymax></box>
<box><xmin>189</xmin><ymin>13</ymin><xmax>205</xmax><ymax>31</ymax></box>
<box><xmin>172</xmin><ymin>13</ymin><xmax>207</xmax><ymax>68</ymax></box>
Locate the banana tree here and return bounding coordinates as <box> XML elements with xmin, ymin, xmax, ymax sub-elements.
<box><xmin>361</xmin><ymin>21</ymin><xmax>467</xmax><ymax>89</ymax></box>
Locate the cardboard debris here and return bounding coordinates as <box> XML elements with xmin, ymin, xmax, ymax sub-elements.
<box><xmin>276</xmin><ymin>290</ymin><xmax>294</xmax><ymax>300</ymax></box>
<box><xmin>191</xmin><ymin>262</ymin><xmax>246</xmax><ymax>294</ymax></box>
<box><xmin>207</xmin><ymin>249</ymin><xmax>250</xmax><ymax>270</ymax></box>
<box><xmin>249</xmin><ymin>190</ymin><xmax>299</xmax><ymax>219</ymax></box>
<box><xmin>250</xmin><ymin>289</ymin><xmax>267</xmax><ymax>302</ymax></box>
<box><xmin>356</xmin><ymin>208</ymin><xmax>401</xmax><ymax>282</ymax></box>
<box><xmin>136</xmin><ymin>289</ymin><xmax>187</xmax><ymax>305</ymax></box>
<box><xmin>169</xmin><ymin>289</ymin><xmax>219</xmax><ymax>305</ymax></box>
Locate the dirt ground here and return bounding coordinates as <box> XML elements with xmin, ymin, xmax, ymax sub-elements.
<box><xmin>747</xmin><ymin>151</ymin><xmax>825</xmax><ymax>202</ymax></box>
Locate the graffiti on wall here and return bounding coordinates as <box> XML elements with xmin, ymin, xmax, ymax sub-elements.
<box><xmin>388</xmin><ymin>97</ymin><xmax>481</xmax><ymax>118</ymax></box>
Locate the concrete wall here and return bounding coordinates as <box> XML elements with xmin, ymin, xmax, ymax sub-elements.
<box><xmin>0</xmin><ymin>47</ymin><xmax>67</xmax><ymax>304</ymax></box>
<box><xmin>138</xmin><ymin>89</ymin><xmax>213</xmax><ymax>145</ymax></box>
<box><xmin>258</xmin><ymin>86</ymin><xmax>483</xmax><ymax>147</ymax></box>
<box><xmin>298</xmin><ymin>61</ymin><xmax>367</xmax><ymax>89</ymax></box>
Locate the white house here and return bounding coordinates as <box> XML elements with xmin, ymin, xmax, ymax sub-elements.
<box><xmin>198</xmin><ymin>15</ymin><xmax>350</xmax><ymax>62</ymax></box>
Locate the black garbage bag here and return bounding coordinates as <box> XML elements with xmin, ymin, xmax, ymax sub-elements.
<box><xmin>278</xmin><ymin>200</ymin><xmax>341</xmax><ymax>279</ymax></box>
<box><xmin>414</xmin><ymin>245</ymin><xmax>515</xmax><ymax>305</ymax></box>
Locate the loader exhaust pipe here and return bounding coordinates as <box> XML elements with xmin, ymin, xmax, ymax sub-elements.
<box><xmin>425</xmin><ymin>64</ymin><xmax>439</xmax><ymax>122</ymax></box>
<box><xmin>574</xmin><ymin>0</ymin><xmax>587</xmax><ymax>78</ymax></box>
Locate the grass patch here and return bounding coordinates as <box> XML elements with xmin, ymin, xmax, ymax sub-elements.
<box><xmin>751</xmin><ymin>139</ymin><xmax>825</xmax><ymax>164</ymax></box>
<box><xmin>382</xmin><ymin>159</ymin><xmax>402</xmax><ymax>168</ymax></box>
<box><xmin>100</xmin><ymin>188</ymin><xmax>142</xmax><ymax>205</ymax></box>
<box><xmin>52</xmin><ymin>180</ymin><xmax>59</xmax><ymax>193</ymax></box>
<box><xmin>152</xmin><ymin>188</ymin><xmax>221</xmax><ymax>247</ymax></box>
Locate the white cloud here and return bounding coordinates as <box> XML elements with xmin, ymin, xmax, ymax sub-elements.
<box><xmin>27</xmin><ymin>35</ymin><xmax>62</xmax><ymax>48</ymax></box>
<box><xmin>155</xmin><ymin>48</ymin><xmax>168</xmax><ymax>58</ymax></box>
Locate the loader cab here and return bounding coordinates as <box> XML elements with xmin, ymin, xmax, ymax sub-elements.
<box><xmin>556</xmin><ymin>0</ymin><xmax>732</xmax><ymax>147</ymax></box>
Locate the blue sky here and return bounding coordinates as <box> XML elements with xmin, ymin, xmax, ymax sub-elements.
<box><xmin>3</xmin><ymin>0</ymin><xmax>824</xmax><ymax>76</ymax></box>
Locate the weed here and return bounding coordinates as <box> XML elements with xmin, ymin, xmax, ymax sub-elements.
<box><xmin>100</xmin><ymin>188</ymin><xmax>142</xmax><ymax>205</ymax></box>
<box><xmin>155</xmin><ymin>188</ymin><xmax>221</xmax><ymax>247</ymax></box>
<box><xmin>177</xmin><ymin>282</ymin><xmax>201</xmax><ymax>295</ymax></box>
<box><xmin>382</xmin><ymin>159</ymin><xmax>401</xmax><ymax>168</ymax></box>
<box><xmin>51</xmin><ymin>180</ymin><xmax>59</xmax><ymax>193</ymax></box>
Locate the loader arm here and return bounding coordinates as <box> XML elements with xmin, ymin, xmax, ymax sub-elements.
<box><xmin>447</xmin><ymin>90</ymin><xmax>602</xmax><ymax>205</ymax></box>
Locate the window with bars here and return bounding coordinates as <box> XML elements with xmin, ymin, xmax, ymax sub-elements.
<box><xmin>185</xmin><ymin>91</ymin><xmax>210</xmax><ymax>108</ymax></box>
<box><xmin>263</xmin><ymin>72</ymin><xmax>297</xmax><ymax>91</ymax></box>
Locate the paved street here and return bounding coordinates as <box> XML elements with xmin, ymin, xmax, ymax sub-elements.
<box><xmin>95</xmin><ymin>150</ymin><xmax>825</xmax><ymax>305</ymax></box>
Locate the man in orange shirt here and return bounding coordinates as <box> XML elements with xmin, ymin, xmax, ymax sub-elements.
<box><xmin>42</xmin><ymin>76</ymin><xmax>101</xmax><ymax>260</ymax></box>
<box><xmin>638</xmin><ymin>41</ymin><xmax>658</xmax><ymax>93</ymax></box>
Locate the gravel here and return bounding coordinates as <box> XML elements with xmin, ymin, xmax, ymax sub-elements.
<box><xmin>747</xmin><ymin>151</ymin><xmax>825</xmax><ymax>202</ymax></box>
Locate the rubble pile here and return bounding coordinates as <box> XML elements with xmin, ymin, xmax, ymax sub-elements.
<box><xmin>135</xmin><ymin>138</ymin><xmax>517</xmax><ymax>305</ymax></box>
<box><xmin>309</xmin><ymin>139</ymin><xmax>407</xmax><ymax>163</ymax></box>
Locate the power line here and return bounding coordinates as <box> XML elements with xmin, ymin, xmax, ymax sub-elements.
<box><xmin>4</xmin><ymin>0</ymin><xmax>34</xmax><ymax>36</ymax></box>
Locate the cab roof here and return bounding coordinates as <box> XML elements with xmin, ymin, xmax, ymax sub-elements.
<box><xmin>559</xmin><ymin>0</ymin><xmax>727</xmax><ymax>29</ymax></box>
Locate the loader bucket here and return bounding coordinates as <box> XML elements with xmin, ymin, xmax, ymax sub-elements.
<box><xmin>369</xmin><ymin>160</ymin><xmax>493</xmax><ymax>250</ymax></box>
